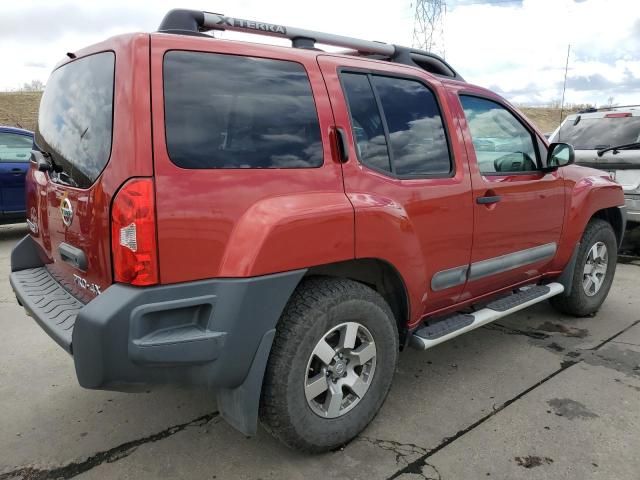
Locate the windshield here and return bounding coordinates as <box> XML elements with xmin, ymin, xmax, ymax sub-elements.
<box><xmin>36</xmin><ymin>52</ymin><xmax>115</xmax><ymax>188</ymax></box>
<box><xmin>555</xmin><ymin>116</ymin><xmax>640</xmax><ymax>150</ymax></box>
<box><xmin>0</xmin><ymin>133</ymin><xmax>32</xmax><ymax>162</ymax></box>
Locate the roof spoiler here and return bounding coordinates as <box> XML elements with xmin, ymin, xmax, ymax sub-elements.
<box><xmin>157</xmin><ymin>9</ymin><xmax>463</xmax><ymax>80</ymax></box>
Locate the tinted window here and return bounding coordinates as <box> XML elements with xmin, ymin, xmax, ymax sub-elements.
<box><xmin>341</xmin><ymin>73</ymin><xmax>391</xmax><ymax>172</ymax></box>
<box><xmin>554</xmin><ymin>116</ymin><xmax>640</xmax><ymax>150</ymax></box>
<box><xmin>460</xmin><ymin>96</ymin><xmax>538</xmax><ymax>174</ymax></box>
<box><xmin>372</xmin><ymin>76</ymin><xmax>451</xmax><ymax>176</ymax></box>
<box><xmin>164</xmin><ymin>52</ymin><xmax>322</xmax><ymax>169</ymax></box>
<box><xmin>0</xmin><ymin>133</ymin><xmax>32</xmax><ymax>162</ymax></box>
<box><xmin>36</xmin><ymin>52</ymin><xmax>114</xmax><ymax>188</ymax></box>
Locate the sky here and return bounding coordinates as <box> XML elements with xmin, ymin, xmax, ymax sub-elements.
<box><xmin>1</xmin><ymin>0</ymin><xmax>639</xmax><ymax>107</ymax></box>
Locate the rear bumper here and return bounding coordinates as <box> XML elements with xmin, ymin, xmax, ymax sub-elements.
<box><xmin>10</xmin><ymin>235</ymin><xmax>304</xmax><ymax>391</ymax></box>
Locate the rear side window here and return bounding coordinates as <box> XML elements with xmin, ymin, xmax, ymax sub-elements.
<box><xmin>164</xmin><ymin>51</ymin><xmax>322</xmax><ymax>169</ymax></box>
<box><xmin>0</xmin><ymin>133</ymin><xmax>32</xmax><ymax>162</ymax></box>
<box><xmin>341</xmin><ymin>73</ymin><xmax>391</xmax><ymax>172</ymax></box>
<box><xmin>36</xmin><ymin>52</ymin><xmax>115</xmax><ymax>188</ymax></box>
<box><xmin>341</xmin><ymin>72</ymin><xmax>452</xmax><ymax>177</ymax></box>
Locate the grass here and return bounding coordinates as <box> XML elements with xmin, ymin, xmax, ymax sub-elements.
<box><xmin>0</xmin><ymin>91</ymin><xmax>573</xmax><ymax>137</ymax></box>
<box><xmin>519</xmin><ymin>107</ymin><xmax>578</xmax><ymax>134</ymax></box>
<box><xmin>0</xmin><ymin>92</ymin><xmax>42</xmax><ymax>132</ymax></box>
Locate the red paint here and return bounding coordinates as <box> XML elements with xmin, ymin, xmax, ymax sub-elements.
<box><xmin>28</xmin><ymin>34</ymin><xmax>152</xmax><ymax>301</ymax></box>
<box><xmin>26</xmin><ymin>32</ymin><xmax>625</xmax><ymax>327</ymax></box>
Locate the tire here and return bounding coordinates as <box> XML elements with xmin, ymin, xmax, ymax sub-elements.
<box><xmin>551</xmin><ymin>218</ymin><xmax>618</xmax><ymax>316</ymax></box>
<box><xmin>259</xmin><ymin>276</ymin><xmax>399</xmax><ymax>452</ymax></box>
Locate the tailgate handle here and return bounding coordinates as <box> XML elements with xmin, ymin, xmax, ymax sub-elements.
<box><xmin>59</xmin><ymin>243</ymin><xmax>88</xmax><ymax>271</ymax></box>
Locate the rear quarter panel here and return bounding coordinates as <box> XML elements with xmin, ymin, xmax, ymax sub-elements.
<box><xmin>150</xmin><ymin>34</ymin><xmax>353</xmax><ymax>282</ymax></box>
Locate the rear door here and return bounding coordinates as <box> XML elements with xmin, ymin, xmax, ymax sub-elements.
<box><xmin>31</xmin><ymin>35</ymin><xmax>153</xmax><ymax>300</ymax></box>
<box><xmin>455</xmin><ymin>93</ymin><xmax>564</xmax><ymax>298</ymax></box>
<box><xmin>318</xmin><ymin>55</ymin><xmax>474</xmax><ymax>322</ymax></box>
<box><xmin>0</xmin><ymin>131</ymin><xmax>32</xmax><ymax>215</ymax></box>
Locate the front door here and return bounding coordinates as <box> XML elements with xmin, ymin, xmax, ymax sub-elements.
<box><xmin>456</xmin><ymin>94</ymin><xmax>565</xmax><ymax>298</ymax></box>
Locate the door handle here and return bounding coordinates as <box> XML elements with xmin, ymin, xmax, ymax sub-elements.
<box><xmin>10</xmin><ymin>168</ymin><xmax>22</xmax><ymax>172</ymax></box>
<box><xmin>476</xmin><ymin>195</ymin><xmax>502</xmax><ymax>205</ymax></box>
<box><xmin>335</xmin><ymin>127</ymin><xmax>349</xmax><ymax>163</ymax></box>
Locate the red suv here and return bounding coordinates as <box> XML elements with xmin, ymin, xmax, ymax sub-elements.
<box><xmin>11</xmin><ymin>9</ymin><xmax>626</xmax><ymax>452</ymax></box>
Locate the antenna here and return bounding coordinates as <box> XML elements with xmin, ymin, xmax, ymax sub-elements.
<box><xmin>560</xmin><ymin>43</ymin><xmax>570</xmax><ymax>125</ymax></box>
<box><xmin>412</xmin><ymin>0</ymin><xmax>446</xmax><ymax>58</ymax></box>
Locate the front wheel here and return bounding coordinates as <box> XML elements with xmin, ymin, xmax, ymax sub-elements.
<box><xmin>259</xmin><ymin>277</ymin><xmax>398</xmax><ymax>452</ymax></box>
<box><xmin>551</xmin><ymin>218</ymin><xmax>618</xmax><ymax>316</ymax></box>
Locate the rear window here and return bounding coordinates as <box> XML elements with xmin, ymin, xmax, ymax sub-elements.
<box><xmin>0</xmin><ymin>133</ymin><xmax>32</xmax><ymax>162</ymax></box>
<box><xmin>163</xmin><ymin>51</ymin><xmax>322</xmax><ymax>169</ymax></box>
<box><xmin>36</xmin><ymin>52</ymin><xmax>115</xmax><ymax>188</ymax></box>
<box><xmin>555</xmin><ymin>116</ymin><xmax>640</xmax><ymax>150</ymax></box>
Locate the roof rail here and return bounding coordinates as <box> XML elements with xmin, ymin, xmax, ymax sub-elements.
<box><xmin>157</xmin><ymin>9</ymin><xmax>463</xmax><ymax>80</ymax></box>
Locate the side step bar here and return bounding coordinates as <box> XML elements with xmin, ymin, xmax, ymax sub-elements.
<box><xmin>410</xmin><ymin>283</ymin><xmax>564</xmax><ymax>350</ymax></box>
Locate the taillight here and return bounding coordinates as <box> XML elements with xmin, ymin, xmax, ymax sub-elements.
<box><xmin>111</xmin><ymin>178</ymin><xmax>158</xmax><ymax>286</ymax></box>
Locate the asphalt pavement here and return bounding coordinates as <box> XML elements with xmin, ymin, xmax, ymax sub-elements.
<box><xmin>1</xmin><ymin>223</ymin><xmax>638</xmax><ymax>480</ymax></box>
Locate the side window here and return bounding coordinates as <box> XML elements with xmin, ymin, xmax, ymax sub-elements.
<box><xmin>372</xmin><ymin>76</ymin><xmax>451</xmax><ymax>176</ymax></box>
<box><xmin>163</xmin><ymin>51</ymin><xmax>322</xmax><ymax>169</ymax></box>
<box><xmin>341</xmin><ymin>73</ymin><xmax>392</xmax><ymax>172</ymax></box>
<box><xmin>460</xmin><ymin>95</ymin><xmax>538</xmax><ymax>174</ymax></box>
<box><xmin>341</xmin><ymin>72</ymin><xmax>451</xmax><ymax>177</ymax></box>
<box><xmin>0</xmin><ymin>133</ymin><xmax>33</xmax><ymax>163</ymax></box>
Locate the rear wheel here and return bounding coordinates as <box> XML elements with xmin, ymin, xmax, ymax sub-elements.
<box><xmin>260</xmin><ymin>277</ymin><xmax>398</xmax><ymax>452</ymax></box>
<box><xmin>551</xmin><ymin>219</ymin><xmax>617</xmax><ymax>316</ymax></box>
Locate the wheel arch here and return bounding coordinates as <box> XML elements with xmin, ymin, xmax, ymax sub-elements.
<box><xmin>592</xmin><ymin>206</ymin><xmax>626</xmax><ymax>248</ymax></box>
<box><xmin>305</xmin><ymin>258</ymin><xmax>411</xmax><ymax>346</ymax></box>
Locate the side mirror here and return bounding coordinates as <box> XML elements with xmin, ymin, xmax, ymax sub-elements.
<box><xmin>545</xmin><ymin>142</ymin><xmax>575</xmax><ymax>171</ymax></box>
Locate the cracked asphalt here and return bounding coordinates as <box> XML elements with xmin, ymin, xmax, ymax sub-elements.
<box><xmin>1</xmin><ymin>223</ymin><xmax>639</xmax><ymax>480</ymax></box>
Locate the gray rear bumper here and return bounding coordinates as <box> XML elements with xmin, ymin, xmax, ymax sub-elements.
<box><xmin>10</xmin><ymin>235</ymin><xmax>305</xmax><ymax>435</ymax></box>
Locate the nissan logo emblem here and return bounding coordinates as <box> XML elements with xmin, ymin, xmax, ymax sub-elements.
<box><xmin>61</xmin><ymin>198</ymin><xmax>73</xmax><ymax>227</ymax></box>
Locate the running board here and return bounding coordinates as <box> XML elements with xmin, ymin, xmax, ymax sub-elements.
<box><xmin>410</xmin><ymin>283</ymin><xmax>564</xmax><ymax>350</ymax></box>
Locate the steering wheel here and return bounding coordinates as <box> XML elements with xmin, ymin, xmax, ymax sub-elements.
<box><xmin>494</xmin><ymin>151</ymin><xmax>536</xmax><ymax>172</ymax></box>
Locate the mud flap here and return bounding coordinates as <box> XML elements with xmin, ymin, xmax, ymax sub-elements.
<box><xmin>557</xmin><ymin>243</ymin><xmax>580</xmax><ymax>297</ymax></box>
<box><xmin>216</xmin><ymin>329</ymin><xmax>276</xmax><ymax>436</ymax></box>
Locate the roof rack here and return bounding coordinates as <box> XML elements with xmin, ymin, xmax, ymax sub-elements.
<box><xmin>157</xmin><ymin>9</ymin><xmax>463</xmax><ymax>80</ymax></box>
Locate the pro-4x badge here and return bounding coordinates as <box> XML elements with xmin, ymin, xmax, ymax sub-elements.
<box><xmin>61</xmin><ymin>197</ymin><xmax>73</xmax><ymax>227</ymax></box>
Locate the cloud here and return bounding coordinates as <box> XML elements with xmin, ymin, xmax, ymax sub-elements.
<box><xmin>569</xmin><ymin>70</ymin><xmax>640</xmax><ymax>92</ymax></box>
<box><xmin>0</xmin><ymin>0</ymin><xmax>638</xmax><ymax>107</ymax></box>
<box><xmin>0</xmin><ymin>4</ymin><xmax>158</xmax><ymax>42</ymax></box>
<box><xmin>446</xmin><ymin>0</ymin><xmax>640</xmax><ymax>105</ymax></box>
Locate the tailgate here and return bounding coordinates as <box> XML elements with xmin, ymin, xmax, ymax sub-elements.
<box><xmin>26</xmin><ymin>35</ymin><xmax>153</xmax><ymax>301</ymax></box>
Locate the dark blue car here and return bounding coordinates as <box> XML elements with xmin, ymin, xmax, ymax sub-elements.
<box><xmin>0</xmin><ymin>126</ymin><xmax>35</xmax><ymax>224</ymax></box>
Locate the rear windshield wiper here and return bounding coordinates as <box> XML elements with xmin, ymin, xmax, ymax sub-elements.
<box><xmin>31</xmin><ymin>149</ymin><xmax>78</xmax><ymax>187</ymax></box>
<box><xmin>597</xmin><ymin>142</ymin><xmax>640</xmax><ymax>157</ymax></box>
